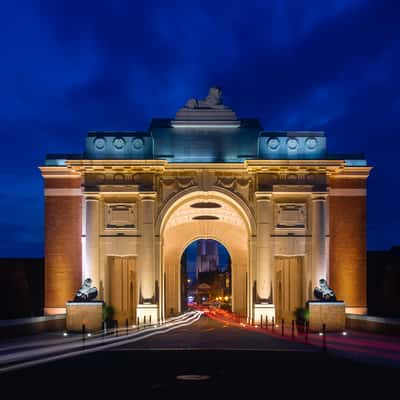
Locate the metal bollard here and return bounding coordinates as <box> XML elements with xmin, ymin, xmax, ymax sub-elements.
<box><xmin>322</xmin><ymin>323</ymin><xmax>327</xmax><ymax>350</ymax></box>
<box><xmin>103</xmin><ymin>321</ymin><xmax>107</xmax><ymax>338</ymax></box>
<box><xmin>115</xmin><ymin>319</ymin><xmax>118</xmax><ymax>336</ymax></box>
<box><xmin>144</xmin><ymin>315</ymin><xmax>146</xmax><ymax>327</ymax></box>
<box><xmin>137</xmin><ymin>316</ymin><xmax>140</xmax><ymax>329</ymax></box>
<box><xmin>281</xmin><ymin>319</ymin><xmax>285</xmax><ymax>336</ymax></box>
<box><xmin>305</xmin><ymin>321</ymin><xmax>309</xmax><ymax>344</ymax></box>
<box><xmin>125</xmin><ymin>318</ymin><xmax>129</xmax><ymax>335</ymax></box>
<box><xmin>272</xmin><ymin>317</ymin><xmax>275</xmax><ymax>333</ymax></box>
<box><xmin>266</xmin><ymin>315</ymin><xmax>268</xmax><ymax>330</ymax></box>
<box><xmin>149</xmin><ymin>315</ymin><xmax>152</xmax><ymax>326</ymax></box>
<box><xmin>291</xmin><ymin>320</ymin><xmax>295</xmax><ymax>340</ymax></box>
<box><xmin>82</xmin><ymin>324</ymin><xmax>86</xmax><ymax>344</ymax></box>
<box><xmin>260</xmin><ymin>315</ymin><xmax>263</xmax><ymax>329</ymax></box>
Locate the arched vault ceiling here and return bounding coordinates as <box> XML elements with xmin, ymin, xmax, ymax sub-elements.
<box><xmin>163</xmin><ymin>220</ymin><xmax>248</xmax><ymax>266</ymax></box>
<box><xmin>163</xmin><ymin>195</ymin><xmax>247</xmax><ymax>232</ymax></box>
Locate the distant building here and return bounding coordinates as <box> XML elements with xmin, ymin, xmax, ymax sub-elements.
<box><xmin>368</xmin><ymin>246</ymin><xmax>400</xmax><ymax>317</ymax></box>
<box><xmin>196</xmin><ymin>240</ymin><xmax>219</xmax><ymax>278</ymax></box>
<box><xmin>0</xmin><ymin>258</ymin><xmax>44</xmax><ymax>319</ymax></box>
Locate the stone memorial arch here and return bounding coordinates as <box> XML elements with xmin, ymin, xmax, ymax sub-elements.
<box><xmin>40</xmin><ymin>86</ymin><xmax>372</xmax><ymax>323</ymax></box>
<box><xmin>157</xmin><ymin>188</ymin><xmax>256</xmax><ymax>319</ymax></box>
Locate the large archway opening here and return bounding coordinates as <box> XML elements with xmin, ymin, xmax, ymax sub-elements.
<box><xmin>181</xmin><ymin>239</ymin><xmax>232</xmax><ymax>311</ymax></box>
<box><xmin>159</xmin><ymin>190</ymin><xmax>253</xmax><ymax>318</ymax></box>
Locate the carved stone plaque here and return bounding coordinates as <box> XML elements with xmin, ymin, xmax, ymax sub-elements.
<box><xmin>105</xmin><ymin>203</ymin><xmax>137</xmax><ymax>229</ymax></box>
<box><xmin>275</xmin><ymin>203</ymin><xmax>306</xmax><ymax>229</ymax></box>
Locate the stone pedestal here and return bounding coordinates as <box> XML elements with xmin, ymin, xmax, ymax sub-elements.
<box><xmin>308</xmin><ymin>301</ymin><xmax>345</xmax><ymax>332</ymax></box>
<box><xmin>253</xmin><ymin>304</ymin><xmax>275</xmax><ymax>324</ymax></box>
<box><xmin>66</xmin><ymin>301</ymin><xmax>104</xmax><ymax>332</ymax></box>
<box><xmin>137</xmin><ymin>304</ymin><xmax>158</xmax><ymax>325</ymax></box>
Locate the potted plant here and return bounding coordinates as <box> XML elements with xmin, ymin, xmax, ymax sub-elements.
<box><xmin>294</xmin><ymin>307</ymin><xmax>309</xmax><ymax>333</ymax></box>
<box><xmin>102</xmin><ymin>304</ymin><xmax>114</xmax><ymax>329</ymax></box>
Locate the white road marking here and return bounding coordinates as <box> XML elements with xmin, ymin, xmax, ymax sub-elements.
<box><xmin>0</xmin><ymin>311</ymin><xmax>202</xmax><ymax>374</ymax></box>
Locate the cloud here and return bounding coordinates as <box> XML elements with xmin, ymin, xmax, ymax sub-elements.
<box><xmin>0</xmin><ymin>0</ymin><xmax>399</xmax><ymax>253</ymax></box>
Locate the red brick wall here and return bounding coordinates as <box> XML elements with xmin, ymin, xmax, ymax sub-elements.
<box><xmin>44</xmin><ymin>178</ymin><xmax>82</xmax><ymax>309</ymax></box>
<box><xmin>329</xmin><ymin>178</ymin><xmax>367</xmax><ymax>308</ymax></box>
<box><xmin>45</xmin><ymin>178</ymin><xmax>82</xmax><ymax>189</ymax></box>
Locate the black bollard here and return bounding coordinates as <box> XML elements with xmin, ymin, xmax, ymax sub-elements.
<box><xmin>260</xmin><ymin>315</ymin><xmax>263</xmax><ymax>328</ymax></box>
<box><xmin>305</xmin><ymin>320</ymin><xmax>309</xmax><ymax>344</ymax></box>
<box><xmin>272</xmin><ymin>317</ymin><xmax>275</xmax><ymax>333</ymax></box>
<box><xmin>252</xmin><ymin>315</ymin><xmax>254</xmax><ymax>326</ymax></box>
<box><xmin>149</xmin><ymin>315</ymin><xmax>152</xmax><ymax>326</ymax></box>
<box><xmin>125</xmin><ymin>318</ymin><xmax>128</xmax><ymax>335</ymax></box>
<box><xmin>281</xmin><ymin>319</ymin><xmax>285</xmax><ymax>336</ymax></box>
<box><xmin>144</xmin><ymin>315</ymin><xmax>146</xmax><ymax>327</ymax></box>
<box><xmin>115</xmin><ymin>319</ymin><xmax>118</xmax><ymax>336</ymax></box>
<box><xmin>137</xmin><ymin>316</ymin><xmax>140</xmax><ymax>329</ymax></box>
<box><xmin>291</xmin><ymin>320</ymin><xmax>295</xmax><ymax>340</ymax></box>
<box><xmin>322</xmin><ymin>323</ymin><xmax>327</xmax><ymax>350</ymax></box>
<box><xmin>266</xmin><ymin>315</ymin><xmax>268</xmax><ymax>330</ymax></box>
<box><xmin>82</xmin><ymin>324</ymin><xmax>86</xmax><ymax>344</ymax></box>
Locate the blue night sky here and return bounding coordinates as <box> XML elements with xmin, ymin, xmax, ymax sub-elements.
<box><xmin>0</xmin><ymin>0</ymin><xmax>399</xmax><ymax>257</ymax></box>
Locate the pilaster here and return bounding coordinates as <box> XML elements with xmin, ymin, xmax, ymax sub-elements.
<box><xmin>255</xmin><ymin>193</ymin><xmax>273</xmax><ymax>302</ymax></box>
<box><xmin>138</xmin><ymin>193</ymin><xmax>157</xmax><ymax>303</ymax></box>
<box><xmin>85</xmin><ymin>196</ymin><xmax>100</xmax><ymax>289</ymax></box>
<box><xmin>311</xmin><ymin>194</ymin><xmax>329</xmax><ymax>294</ymax></box>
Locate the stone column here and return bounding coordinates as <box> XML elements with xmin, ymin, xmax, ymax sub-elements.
<box><xmin>138</xmin><ymin>195</ymin><xmax>156</xmax><ymax>302</ymax></box>
<box><xmin>248</xmin><ymin>236</ymin><xmax>256</xmax><ymax>322</ymax></box>
<box><xmin>311</xmin><ymin>195</ymin><xmax>329</xmax><ymax>292</ymax></box>
<box><xmin>85</xmin><ymin>196</ymin><xmax>100</xmax><ymax>289</ymax></box>
<box><xmin>255</xmin><ymin>195</ymin><xmax>273</xmax><ymax>302</ymax></box>
<box><xmin>155</xmin><ymin>236</ymin><xmax>163</xmax><ymax>321</ymax></box>
<box><xmin>253</xmin><ymin>194</ymin><xmax>275</xmax><ymax>323</ymax></box>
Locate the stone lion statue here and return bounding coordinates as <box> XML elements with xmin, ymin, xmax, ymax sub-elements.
<box><xmin>185</xmin><ymin>86</ymin><xmax>227</xmax><ymax>109</ymax></box>
<box><xmin>313</xmin><ymin>278</ymin><xmax>336</xmax><ymax>302</ymax></box>
<box><xmin>74</xmin><ymin>278</ymin><xmax>98</xmax><ymax>302</ymax></box>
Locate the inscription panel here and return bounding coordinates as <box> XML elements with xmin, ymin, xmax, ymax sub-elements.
<box><xmin>275</xmin><ymin>203</ymin><xmax>306</xmax><ymax>229</ymax></box>
<box><xmin>105</xmin><ymin>203</ymin><xmax>137</xmax><ymax>229</ymax></box>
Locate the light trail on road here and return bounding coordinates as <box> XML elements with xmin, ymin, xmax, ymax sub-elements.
<box><xmin>0</xmin><ymin>310</ymin><xmax>202</xmax><ymax>374</ymax></box>
<box><xmin>194</xmin><ymin>305</ymin><xmax>400</xmax><ymax>366</ymax></box>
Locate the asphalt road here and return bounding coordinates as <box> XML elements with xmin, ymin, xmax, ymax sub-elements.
<box><xmin>1</xmin><ymin>315</ymin><xmax>397</xmax><ymax>396</ymax></box>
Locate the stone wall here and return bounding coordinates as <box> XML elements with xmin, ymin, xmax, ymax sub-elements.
<box><xmin>308</xmin><ymin>301</ymin><xmax>346</xmax><ymax>332</ymax></box>
<box><xmin>66</xmin><ymin>302</ymin><xmax>103</xmax><ymax>332</ymax></box>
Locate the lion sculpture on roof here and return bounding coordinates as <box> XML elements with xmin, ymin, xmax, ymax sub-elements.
<box><xmin>185</xmin><ymin>86</ymin><xmax>227</xmax><ymax>109</ymax></box>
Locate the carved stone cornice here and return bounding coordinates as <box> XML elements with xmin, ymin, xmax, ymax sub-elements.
<box><xmin>245</xmin><ymin>159</ymin><xmax>346</xmax><ymax>174</ymax></box>
<box><xmin>66</xmin><ymin>159</ymin><xmax>167</xmax><ymax>174</ymax></box>
<box><xmin>327</xmin><ymin>166</ymin><xmax>372</xmax><ymax>179</ymax></box>
<box><xmin>39</xmin><ymin>166</ymin><xmax>81</xmax><ymax>179</ymax></box>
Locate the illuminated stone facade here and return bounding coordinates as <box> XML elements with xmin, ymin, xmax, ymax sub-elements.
<box><xmin>40</xmin><ymin>87</ymin><xmax>371</xmax><ymax>322</ymax></box>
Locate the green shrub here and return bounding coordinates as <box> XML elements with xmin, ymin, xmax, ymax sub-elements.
<box><xmin>294</xmin><ymin>307</ymin><xmax>309</xmax><ymax>322</ymax></box>
<box><xmin>102</xmin><ymin>304</ymin><xmax>114</xmax><ymax>323</ymax></box>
